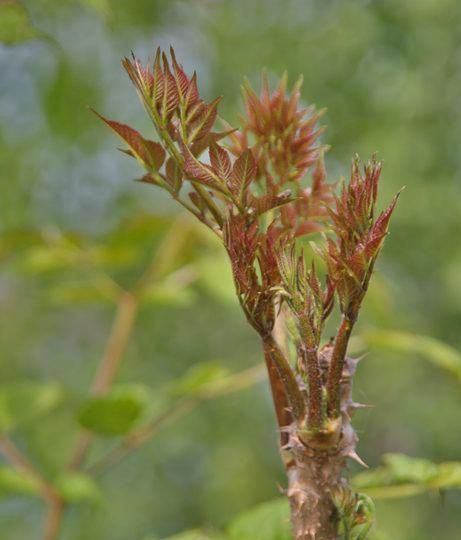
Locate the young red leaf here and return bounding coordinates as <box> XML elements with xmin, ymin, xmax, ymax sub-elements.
<box><xmin>152</xmin><ymin>47</ymin><xmax>165</xmax><ymax>105</ymax></box>
<box><xmin>251</xmin><ymin>189</ymin><xmax>294</xmax><ymax>216</ymax></box>
<box><xmin>209</xmin><ymin>143</ymin><xmax>232</xmax><ymax>180</ymax></box>
<box><xmin>187</xmin><ymin>97</ymin><xmax>222</xmax><ymax>143</ymax></box>
<box><xmin>229</xmin><ymin>149</ymin><xmax>256</xmax><ymax>195</ymax></box>
<box><xmin>371</xmin><ymin>192</ymin><xmax>401</xmax><ymax>239</ymax></box>
<box><xmin>122</xmin><ymin>55</ymin><xmax>153</xmax><ymax>98</ymax></box>
<box><xmin>160</xmin><ymin>54</ymin><xmax>180</xmax><ymax>118</ymax></box>
<box><xmin>169</xmin><ymin>47</ymin><xmax>189</xmax><ymax>99</ymax></box>
<box><xmin>184</xmin><ymin>72</ymin><xmax>199</xmax><ymax>109</ymax></box>
<box><xmin>94</xmin><ymin>110</ymin><xmax>165</xmax><ymax>170</ymax></box>
<box><xmin>165</xmin><ymin>157</ymin><xmax>183</xmax><ymax>192</ymax></box>
<box><xmin>179</xmin><ymin>140</ymin><xmax>223</xmax><ymax>191</ymax></box>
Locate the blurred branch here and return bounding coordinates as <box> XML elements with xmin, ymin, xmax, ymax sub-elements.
<box><xmin>133</xmin><ymin>215</ymin><xmax>194</xmax><ymax>293</ymax></box>
<box><xmin>68</xmin><ymin>291</ymin><xmax>139</xmax><ymax>469</ymax></box>
<box><xmin>41</xmin><ymin>229</ymin><xmax>125</xmax><ymax>298</ymax></box>
<box><xmin>86</xmin><ymin>364</ymin><xmax>265</xmax><ymax>476</ymax></box>
<box><xmin>0</xmin><ymin>435</ymin><xmax>63</xmax><ymax>540</ymax></box>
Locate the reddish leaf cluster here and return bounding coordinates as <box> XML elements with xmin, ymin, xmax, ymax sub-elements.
<box><xmin>227</xmin><ymin>76</ymin><xmax>336</xmax><ymax>237</ymax></box>
<box><xmin>276</xmin><ymin>245</ymin><xmax>334</xmax><ymax>350</ymax></box>
<box><xmin>323</xmin><ymin>157</ymin><xmax>400</xmax><ymax>319</ymax></box>
<box><xmin>98</xmin><ymin>48</ymin><xmax>399</xmax><ymax>436</ymax></box>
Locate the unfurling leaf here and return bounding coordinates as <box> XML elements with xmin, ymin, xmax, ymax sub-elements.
<box><xmin>93</xmin><ymin>111</ymin><xmax>165</xmax><ymax>170</ymax></box>
<box><xmin>180</xmin><ymin>141</ymin><xmax>223</xmax><ymax>190</ymax></box>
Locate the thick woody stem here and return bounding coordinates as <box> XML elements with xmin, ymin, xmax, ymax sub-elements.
<box><xmin>288</xmin><ymin>354</ymin><xmax>361</xmax><ymax>540</ymax></box>
<box><xmin>288</xmin><ymin>448</ymin><xmax>344</xmax><ymax>540</ymax></box>
<box><xmin>326</xmin><ymin>315</ymin><xmax>353</xmax><ymax>418</ymax></box>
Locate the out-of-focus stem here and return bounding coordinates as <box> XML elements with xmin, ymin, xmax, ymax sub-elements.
<box><xmin>42</xmin><ymin>496</ymin><xmax>65</xmax><ymax>540</ymax></box>
<box><xmin>69</xmin><ymin>291</ymin><xmax>139</xmax><ymax>469</ymax></box>
<box><xmin>92</xmin><ymin>292</ymin><xmax>138</xmax><ymax>394</ymax></box>
<box><xmin>0</xmin><ymin>435</ymin><xmax>64</xmax><ymax>540</ymax></box>
<box><xmin>86</xmin><ymin>364</ymin><xmax>265</xmax><ymax>476</ymax></box>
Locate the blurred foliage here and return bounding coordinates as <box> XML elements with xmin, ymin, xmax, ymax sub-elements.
<box><xmin>0</xmin><ymin>1</ymin><xmax>41</xmax><ymax>44</ymax></box>
<box><xmin>1</xmin><ymin>1</ymin><xmax>461</xmax><ymax>539</ymax></box>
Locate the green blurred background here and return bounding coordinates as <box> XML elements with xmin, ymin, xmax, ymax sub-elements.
<box><xmin>1</xmin><ymin>0</ymin><xmax>461</xmax><ymax>539</ymax></box>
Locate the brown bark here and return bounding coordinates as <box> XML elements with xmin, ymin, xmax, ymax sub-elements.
<box><xmin>284</xmin><ymin>352</ymin><xmax>363</xmax><ymax>540</ymax></box>
<box><xmin>287</xmin><ymin>446</ymin><xmax>344</xmax><ymax>540</ymax></box>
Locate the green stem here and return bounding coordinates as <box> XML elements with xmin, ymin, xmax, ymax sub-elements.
<box><xmin>300</xmin><ymin>345</ymin><xmax>323</xmax><ymax>429</ymax></box>
<box><xmin>326</xmin><ymin>315</ymin><xmax>354</xmax><ymax>418</ymax></box>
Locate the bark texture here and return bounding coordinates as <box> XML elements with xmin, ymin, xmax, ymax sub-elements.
<box><xmin>284</xmin><ymin>353</ymin><xmax>363</xmax><ymax>540</ymax></box>
<box><xmin>287</xmin><ymin>444</ymin><xmax>345</xmax><ymax>540</ymax></box>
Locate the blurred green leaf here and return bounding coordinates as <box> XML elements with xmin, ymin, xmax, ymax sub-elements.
<box><xmin>47</xmin><ymin>280</ymin><xmax>117</xmax><ymax>304</ymax></box>
<box><xmin>362</xmin><ymin>330</ymin><xmax>461</xmax><ymax>383</ymax></box>
<box><xmin>55</xmin><ymin>471</ymin><xmax>102</xmax><ymax>504</ymax></box>
<box><xmin>0</xmin><ymin>229</ymin><xmax>43</xmax><ymax>263</ymax></box>
<box><xmin>79</xmin><ymin>0</ymin><xmax>110</xmax><ymax>19</ymax></box>
<box><xmin>78</xmin><ymin>387</ymin><xmax>146</xmax><ymax>436</ymax></box>
<box><xmin>170</xmin><ymin>363</ymin><xmax>230</xmax><ymax>399</ymax></box>
<box><xmin>197</xmin><ymin>254</ymin><xmax>235</xmax><ymax>304</ymax></box>
<box><xmin>0</xmin><ymin>381</ymin><xmax>63</xmax><ymax>432</ymax></box>
<box><xmin>158</xmin><ymin>531</ymin><xmax>222</xmax><ymax>540</ymax></box>
<box><xmin>0</xmin><ymin>1</ymin><xmax>40</xmax><ymax>44</ymax></box>
<box><xmin>382</xmin><ymin>454</ymin><xmax>438</xmax><ymax>483</ymax></box>
<box><xmin>19</xmin><ymin>244</ymin><xmax>82</xmax><ymax>274</ymax></box>
<box><xmin>0</xmin><ymin>466</ymin><xmax>41</xmax><ymax>499</ymax></box>
<box><xmin>353</xmin><ymin>453</ymin><xmax>461</xmax><ymax>499</ymax></box>
<box><xmin>141</xmin><ymin>283</ymin><xmax>196</xmax><ymax>307</ymax></box>
<box><xmin>227</xmin><ymin>498</ymin><xmax>290</xmax><ymax>540</ymax></box>
<box><xmin>43</xmin><ymin>59</ymin><xmax>100</xmax><ymax>139</ymax></box>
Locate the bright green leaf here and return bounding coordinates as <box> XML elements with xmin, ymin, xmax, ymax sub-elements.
<box><xmin>0</xmin><ymin>381</ymin><xmax>63</xmax><ymax>432</ymax></box>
